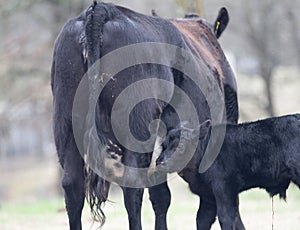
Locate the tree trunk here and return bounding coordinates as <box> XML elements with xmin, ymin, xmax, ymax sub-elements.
<box><xmin>177</xmin><ymin>0</ymin><xmax>202</xmax><ymax>15</ymax></box>
<box><xmin>261</xmin><ymin>67</ymin><xmax>275</xmax><ymax>116</ymax></box>
<box><xmin>287</xmin><ymin>10</ymin><xmax>300</xmax><ymax>71</ymax></box>
<box><xmin>194</xmin><ymin>0</ymin><xmax>203</xmax><ymax>16</ymax></box>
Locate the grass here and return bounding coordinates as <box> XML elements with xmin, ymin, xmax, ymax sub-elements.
<box><xmin>0</xmin><ymin>198</ymin><xmax>64</xmax><ymax>217</ymax></box>
<box><xmin>1</xmin><ymin>178</ymin><xmax>299</xmax><ymax>229</ymax></box>
<box><xmin>237</xmin><ymin>184</ymin><xmax>300</xmax><ymax>229</ymax></box>
<box><xmin>0</xmin><ymin>199</ymin><xmax>66</xmax><ymax>229</ymax></box>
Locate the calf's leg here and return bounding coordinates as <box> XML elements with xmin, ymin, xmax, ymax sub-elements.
<box><xmin>196</xmin><ymin>194</ymin><xmax>217</xmax><ymax>230</ymax></box>
<box><xmin>289</xmin><ymin>159</ymin><xmax>300</xmax><ymax>188</ymax></box>
<box><xmin>197</xmin><ymin>194</ymin><xmax>245</xmax><ymax>230</ymax></box>
<box><xmin>292</xmin><ymin>175</ymin><xmax>300</xmax><ymax>188</ymax></box>
<box><xmin>234</xmin><ymin>198</ymin><xmax>245</xmax><ymax>230</ymax></box>
<box><xmin>214</xmin><ymin>186</ymin><xmax>240</xmax><ymax>230</ymax></box>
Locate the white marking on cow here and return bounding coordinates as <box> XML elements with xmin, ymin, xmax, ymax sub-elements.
<box><xmin>104</xmin><ymin>150</ymin><xmax>125</xmax><ymax>178</ymax></box>
<box><xmin>83</xmin><ymin>48</ymin><xmax>88</xmax><ymax>63</ymax></box>
<box><xmin>107</xmin><ymin>139</ymin><xmax>122</xmax><ymax>152</ymax></box>
<box><xmin>83</xmin><ymin>153</ymin><xmax>90</xmax><ymax>174</ymax></box>
<box><xmin>147</xmin><ymin>136</ymin><xmax>163</xmax><ymax>177</ymax></box>
<box><xmin>114</xmin><ymin>144</ymin><xmax>122</xmax><ymax>152</ymax></box>
<box><xmin>103</xmin><ymin>141</ymin><xmax>125</xmax><ymax>178</ymax></box>
<box><xmin>75</xmin><ymin>21</ymin><xmax>83</xmax><ymax>27</ymax></box>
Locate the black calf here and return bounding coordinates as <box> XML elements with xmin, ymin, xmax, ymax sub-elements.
<box><xmin>157</xmin><ymin>114</ymin><xmax>300</xmax><ymax>230</ymax></box>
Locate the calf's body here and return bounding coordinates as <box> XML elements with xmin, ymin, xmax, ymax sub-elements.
<box><xmin>157</xmin><ymin>114</ymin><xmax>300</xmax><ymax>230</ymax></box>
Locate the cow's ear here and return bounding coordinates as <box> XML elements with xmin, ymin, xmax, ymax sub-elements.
<box><xmin>199</xmin><ymin>120</ymin><xmax>211</xmax><ymax>139</ymax></box>
<box><xmin>214</xmin><ymin>7</ymin><xmax>229</xmax><ymax>39</ymax></box>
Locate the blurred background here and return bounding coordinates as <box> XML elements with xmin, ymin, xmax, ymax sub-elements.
<box><xmin>0</xmin><ymin>0</ymin><xmax>299</xmax><ymax>229</ymax></box>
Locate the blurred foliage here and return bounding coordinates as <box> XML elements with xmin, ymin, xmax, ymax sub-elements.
<box><xmin>0</xmin><ymin>0</ymin><xmax>299</xmax><ymax>156</ymax></box>
<box><xmin>177</xmin><ymin>0</ymin><xmax>203</xmax><ymax>16</ymax></box>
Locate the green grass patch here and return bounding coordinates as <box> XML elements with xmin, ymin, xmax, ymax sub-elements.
<box><xmin>0</xmin><ymin>197</ymin><xmax>64</xmax><ymax>216</ymax></box>
<box><xmin>0</xmin><ymin>198</ymin><xmax>64</xmax><ymax>223</ymax></box>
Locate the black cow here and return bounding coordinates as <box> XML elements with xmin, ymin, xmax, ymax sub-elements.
<box><xmin>51</xmin><ymin>1</ymin><xmax>237</xmax><ymax>230</ymax></box>
<box><xmin>157</xmin><ymin>114</ymin><xmax>300</xmax><ymax>230</ymax></box>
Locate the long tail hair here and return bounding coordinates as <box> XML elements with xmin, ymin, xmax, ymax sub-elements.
<box><xmin>84</xmin><ymin>1</ymin><xmax>111</xmax><ymax>225</ymax></box>
<box><xmin>85</xmin><ymin>168</ymin><xmax>110</xmax><ymax>225</ymax></box>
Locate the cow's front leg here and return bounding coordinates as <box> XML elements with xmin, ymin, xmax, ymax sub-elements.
<box><xmin>149</xmin><ymin>181</ymin><xmax>171</xmax><ymax>230</ymax></box>
<box><xmin>196</xmin><ymin>194</ymin><xmax>217</xmax><ymax>230</ymax></box>
<box><xmin>122</xmin><ymin>187</ymin><xmax>144</xmax><ymax>230</ymax></box>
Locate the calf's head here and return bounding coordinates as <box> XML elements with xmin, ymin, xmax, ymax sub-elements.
<box><xmin>156</xmin><ymin>120</ymin><xmax>211</xmax><ymax>173</ymax></box>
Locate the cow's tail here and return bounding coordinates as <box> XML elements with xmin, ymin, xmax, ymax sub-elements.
<box><xmin>85</xmin><ymin>168</ymin><xmax>110</xmax><ymax>225</ymax></box>
<box><xmin>84</xmin><ymin>1</ymin><xmax>112</xmax><ymax>225</ymax></box>
<box><xmin>85</xmin><ymin>1</ymin><xmax>110</xmax><ymax>66</ymax></box>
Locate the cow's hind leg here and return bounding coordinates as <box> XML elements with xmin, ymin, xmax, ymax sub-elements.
<box><xmin>288</xmin><ymin>157</ymin><xmax>300</xmax><ymax>189</ymax></box>
<box><xmin>122</xmin><ymin>187</ymin><xmax>144</xmax><ymax>230</ymax></box>
<box><xmin>291</xmin><ymin>171</ymin><xmax>300</xmax><ymax>188</ymax></box>
<box><xmin>61</xmin><ymin>143</ymin><xmax>85</xmax><ymax>230</ymax></box>
<box><xmin>149</xmin><ymin>181</ymin><xmax>171</xmax><ymax>230</ymax></box>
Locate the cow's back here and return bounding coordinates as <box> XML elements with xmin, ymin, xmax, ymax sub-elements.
<box><xmin>171</xmin><ymin>19</ymin><xmax>238</xmax><ymax>123</ymax></box>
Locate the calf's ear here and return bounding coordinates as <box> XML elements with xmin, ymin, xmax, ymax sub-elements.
<box><xmin>180</xmin><ymin>120</ymin><xmax>211</xmax><ymax>140</ymax></box>
<box><xmin>214</xmin><ymin>7</ymin><xmax>229</xmax><ymax>38</ymax></box>
<box><xmin>199</xmin><ymin>120</ymin><xmax>211</xmax><ymax>139</ymax></box>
